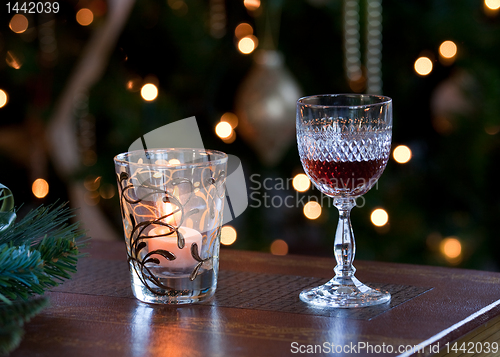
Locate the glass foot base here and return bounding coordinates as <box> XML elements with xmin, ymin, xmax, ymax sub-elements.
<box><xmin>299</xmin><ymin>276</ymin><xmax>390</xmax><ymax>308</ymax></box>
<box><xmin>129</xmin><ymin>261</ymin><xmax>217</xmax><ymax>305</ymax></box>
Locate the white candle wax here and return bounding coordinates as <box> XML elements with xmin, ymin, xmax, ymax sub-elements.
<box><xmin>147</xmin><ymin>226</ymin><xmax>203</xmax><ymax>269</ymax></box>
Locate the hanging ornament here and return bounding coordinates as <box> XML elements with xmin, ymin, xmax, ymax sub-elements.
<box><xmin>235</xmin><ymin>50</ymin><xmax>302</xmax><ymax>166</ymax></box>
<box><xmin>343</xmin><ymin>0</ymin><xmax>383</xmax><ymax>94</ymax></box>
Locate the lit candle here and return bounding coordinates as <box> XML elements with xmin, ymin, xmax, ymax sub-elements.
<box><xmin>147</xmin><ymin>226</ymin><xmax>203</xmax><ymax>269</ymax></box>
<box><xmin>147</xmin><ymin>202</ymin><xmax>203</xmax><ymax>269</ymax></box>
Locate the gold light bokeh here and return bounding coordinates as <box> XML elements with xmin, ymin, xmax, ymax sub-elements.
<box><xmin>439</xmin><ymin>41</ymin><xmax>457</xmax><ymax>59</ymax></box>
<box><xmin>141</xmin><ymin>83</ymin><xmax>158</xmax><ymax>101</ymax></box>
<box><xmin>221</xmin><ymin>226</ymin><xmax>237</xmax><ymax>245</ymax></box>
<box><xmin>270</xmin><ymin>239</ymin><xmax>288</xmax><ymax>256</ymax></box>
<box><xmin>292</xmin><ymin>174</ymin><xmax>311</xmax><ymax>192</ymax></box>
<box><xmin>244</xmin><ymin>0</ymin><xmax>261</xmax><ymax>11</ymax></box>
<box><xmin>126</xmin><ymin>80</ymin><xmax>135</xmax><ymax>90</ymax></box>
<box><xmin>414</xmin><ymin>57</ymin><xmax>433</xmax><ymax>76</ymax></box>
<box><xmin>485</xmin><ymin>125</ymin><xmax>500</xmax><ymax>135</ymax></box>
<box><xmin>221</xmin><ymin>130</ymin><xmax>236</xmax><ymax>144</ymax></box>
<box><xmin>76</xmin><ymin>8</ymin><xmax>94</xmax><ymax>26</ymax></box>
<box><xmin>32</xmin><ymin>178</ymin><xmax>49</xmax><ymax>199</ymax></box>
<box><xmin>393</xmin><ymin>145</ymin><xmax>412</xmax><ymax>164</ymax></box>
<box><xmin>126</xmin><ymin>77</ymin><xmax>142</xmax><ymax>92</ymax></box>
<box><xmin>238</xmin><ymin>36</ymin><xmax>257</xmax><ymax>54</ymax></box>
<box><xmin>6</xmin><ymin>51</ymin><xmax>22</xmax><ymax>69</ymax></box>
<box><xmin>0</xmin><ymin>90</ymin><xmax>8</xmax><ymax>108</ymax></box>
<box><xmin>99</xmin><ymin>184</ymin><xmax>116</xmax><ymax>199</ymax></box>
<box><xmin>440</xmin><ymin>237</ymin><xmax>462</xmax><ymax>263</ymax></box>
<box><xmin>485</xmin><ymin>0</ymin><xmax>500</xmax><ymax>10</ymax></box>
<box><xmin>9</xmin><ymin>14</ymin><xmax>29</xmax><ymax>34</ymax></box>
<box><xmin>215</xmin><ymin>121</ymin><xmax>233</xmax><ymax>139</ymax></box>
<box><xmin>370</xmin><ymin>208</ymin><xmax>389</xmax><ymax>227</ymax></box>
<box><xmin>235</xmin><ymin>23</ymin><xmax>253</xmax><ymax>39</ymax></box>
<box><xmin>84</xmin><ymin>191</ymin><xmax>100</xmax><ymax>206</ymax></box>
<box><xmin>84</xmin><ymin>175</ymin><xmax>101</xmax><ymax>191</ymax></box>
<box><xmin>303</xmin><ymin>201</ymin><xmax>321</xmax><ymax>220</ymax></box>
<box><xmin>169</xmin><ymin>0</ymin><xmax>189</xmax><ymax>16</ymax></box>
<box><xmin>221</xmin><ymin>112</ymin><xmax>239</xmax><ymax>128</ymax></box>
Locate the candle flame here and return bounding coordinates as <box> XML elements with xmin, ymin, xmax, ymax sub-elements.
<box><xmin>159</xmin><ymin>201</ymin><xmax>177</xmax><ymax>226</ymax></box>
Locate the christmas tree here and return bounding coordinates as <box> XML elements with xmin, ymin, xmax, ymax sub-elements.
<box><xmin>0</xmin><ymin>0</ymin><xmax>499</xmax><ymax>275</ymax></box>
<box><xmin>0</xmin><ymin>184</ymin><xmax>85</xmax><ymax>353</ymax></box>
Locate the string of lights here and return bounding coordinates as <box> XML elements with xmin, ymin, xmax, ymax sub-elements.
<box><xmin>343</xmin><ymin>0</ymin><xmax>362</xmax><ymax>89</ymax></box>
<box><xmin>365</xmin><ymin>0</ymin><xmax>383</xmax><ymax>94</ymax></box>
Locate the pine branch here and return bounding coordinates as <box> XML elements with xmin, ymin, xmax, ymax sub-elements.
<box><xmin>0</xmin><ymin>244</ymin><xmax>45</xmax><ymax>303</ymax></box>
<box><xmin>0</xmin><ymin>202</ymin><xmax>86</xmax><ymax>247</ymax></box>
<box><xmin>34</xmin><ymin>236</ymin><xmax>80</xmax><ymax>282</ymax></box>
<box><xmin>0</xmin><ymin>202</ymin><xmax>87</xmax><ymax>354</ymax></box>
<box><xmin>0</xmin><ymin>297</ymin><xmax>49</xmax><ymax>355</ymax></box>
<box><xmin>0</xmin><ymin>203</ymin><xmax>87</xmax><ymax>304</ymax></box>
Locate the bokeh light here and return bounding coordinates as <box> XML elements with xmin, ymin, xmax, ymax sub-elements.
<box><xmin>393</xmin><ymin>145</ymin><xmax>412</xmax><ymax>164</ymax></box>
<box><xmin>215</xmin><ymin>121</ymin><xmax>233</xmax><ymax>139</ymax></box>
<box><xmin>0</xmin><ymin>90</ymin><xmax>8</xmax><ymax>108</ymax></box>
<box><xmin>76</xmin><ymin>8</ymin><xmax>94</xmax><ymax>26</ymax></box>
<box><xmin>440</xmin><ymin>237</ymin><xmax>462</xmax><ymax>263</ymax></box>
<box><xmin>235</xmin><ymin>23</ymin><xmax>253</xmax><ymax>39</ymax></box>
<box><xmin>292</xmin><ymin>174</ymin><xmax>311</xmax><ymax>192</ymax></box>
<box><xmin>99</xmin><ymin>184</ymin><xmax>116</xmax><ymax>199</ymax></box>
<box><xmin>126</xmin><ymin>76</ymin><xmax>142</xmax><ymax>92</ymax></box>
<box><xmin>168</xmin><ymin>0</ymin><xmax>189</xmax><ymax>16</ymax></box>
<box><xmin>238</xmin><ymin>36</ymin><xmax>257</xmax><ymax>54</ymax></box>
<box><xmin>485</xmin><ymin>125</ymin><xmax>500</xmax><ymax>135</ymax></box>
<box><xmin>84</xmin><ymin>175</ymin><xmax>101</xmax><ymax>191</ymax></box>
<box><xmin>221</xmin><ymin>226</ymin><xmax>237</xmax><ymax>245</ymax></box>
<box><xmin>6</xmin><ymin>51</ymin><xmax>22</xmax><ymax>69</ymax></box>
<box><xmin>270</xmin><ymin>239</ymin><xmax>288</xmax><ymax>255</ymax></box>
<box><xmin>84</xmin><ymin>191</ymin><xmax>100</xmax><ymax>206</ymax></box>
<box><xmin>32</xmin><ymin>179</ymin><xmax>49</xmax><ymax>199</ymax></box>
<box><xmin>221</xmin><ymin>130</ymin><xmax>236</xmax><ymax>144</ymax></box>
<box><xmin>303</xmin><ymin>201</ymin><xmax>321</xmax><ymax>220</ymax></box>
<box><xmin>221</xmin><ymin>112</ymin><xmax>239</xmax><ymax>128</ymax></box>
<box><xmin>414</xmin><ymin>57</ymin><xmax>433</xmax><ymax>76</ymax></box>
<box><xmin>9</xmin><ymin>14</ymin><xmax>29</xmax><ymax>34</ymax></box>
<box><xmin>370</xmin><ymin>208</ymin><xmax>389</xmax><ymax>227</ymax></box>
<box><xmin>244</xmin><ymin>0</ymin><xmax>261</xmax><ymax>11</ymax></box>
<box><xmin>439</xmin><ymin>41</ymin><xmax>457</xmax><ymax>59</ymax></box>
<box><xmin>141</xmin><ymin>83</ymin><xmax>158</xmax><ymax>101</ymax></box>
<box><xmin>485</xmin><ymin>0</ymin><xmax>500</xmax><ymax>10</ymax></box>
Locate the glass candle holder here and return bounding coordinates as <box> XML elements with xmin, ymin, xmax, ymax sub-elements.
<box><xmin>114</xmin><ymin>149</ymin><xmax>228</xmax><ymax>304</ymax></box>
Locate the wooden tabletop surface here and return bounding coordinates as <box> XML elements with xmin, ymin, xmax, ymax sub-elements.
<box><xmin>9</xmin><ymin>240</ymin><xmax>500</xmax><ymax>357</ymax></box>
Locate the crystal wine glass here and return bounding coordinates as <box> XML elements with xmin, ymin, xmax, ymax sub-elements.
<box><xmin>297</xmin><ymin>94</ymin><xmax>393</xmax><ymax>308</ymax></box>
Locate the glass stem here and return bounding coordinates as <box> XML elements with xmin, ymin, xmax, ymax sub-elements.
<box><xmin>333</xmin><ymin>197</ymin><xmax>357</xmax><ymax>281</ymax></box>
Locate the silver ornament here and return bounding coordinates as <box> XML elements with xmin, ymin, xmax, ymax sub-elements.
<box><xmin>235</xmin><ymin>50</ymin><xmax>302</xmax><ymax>166</ymax></box>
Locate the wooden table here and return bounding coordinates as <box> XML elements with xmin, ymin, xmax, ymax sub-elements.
<box><xmin>10</xmin><ymin>240</ymin><xmax>500</xmax><ymax>357</ymax></box>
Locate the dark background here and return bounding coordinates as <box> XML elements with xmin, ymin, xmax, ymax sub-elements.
<box><xmin>1</xmin><ymin>0</ymin><xmax>499</xmax><ymax>270</ymax></box>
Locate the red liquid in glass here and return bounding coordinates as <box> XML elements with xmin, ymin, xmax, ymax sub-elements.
<box><xmin>303</xmin><ymin>158</ymin><xmax>387</xmax><ymax>195</ymax></box>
